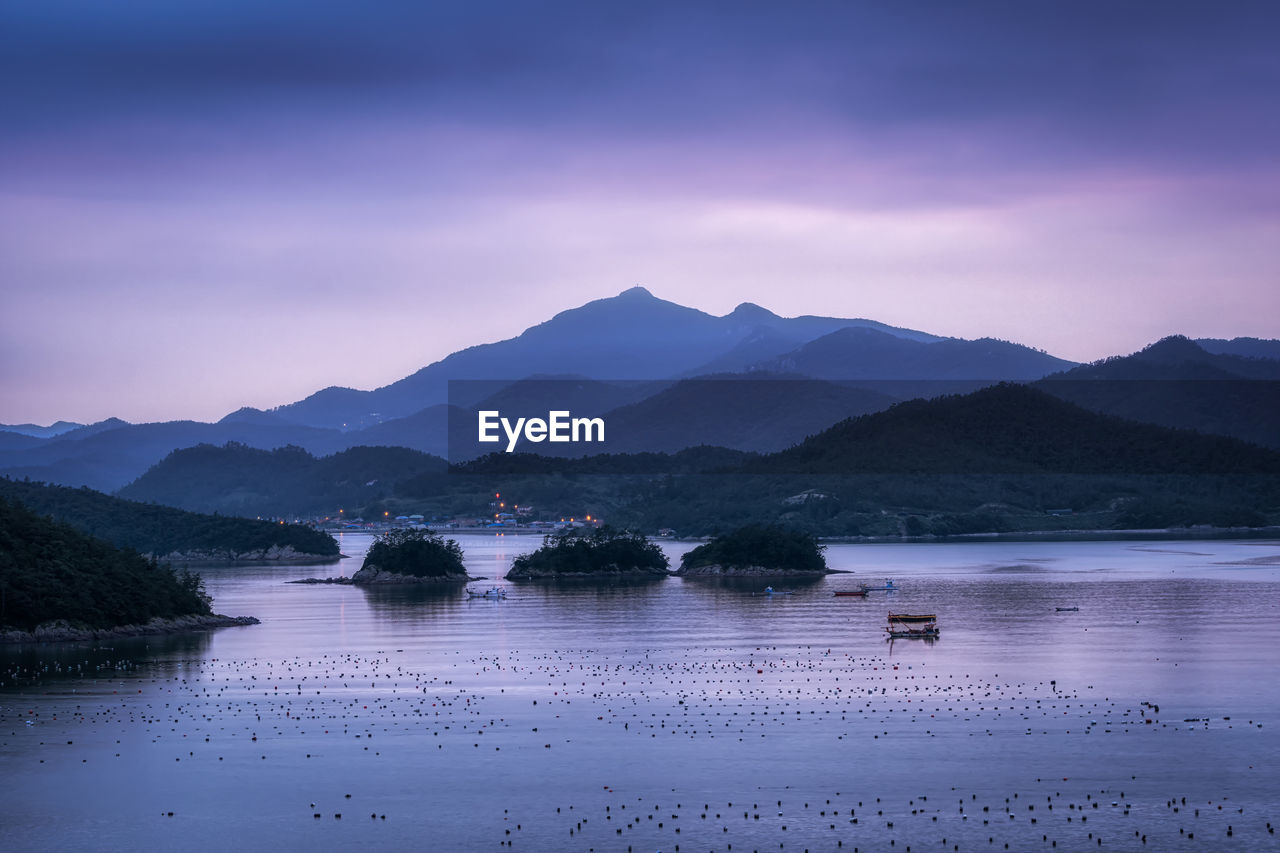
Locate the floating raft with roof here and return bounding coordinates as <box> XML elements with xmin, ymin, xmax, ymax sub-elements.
<box><xmin>887</xmin><ymin>612</ymin><xmax>936</xmax><ymax>623</ymax></box>
<box><xmin>886</xmin><ymin>611</ymin><xmax>939</xmax><ymax>639</ymax></box>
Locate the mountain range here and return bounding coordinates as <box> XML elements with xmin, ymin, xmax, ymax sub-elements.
<box><xmin>2</xmin><ymin>287</ymin><xmax>1277</xmax><ymax>493</ymax></box>
<box><xmin>114</xmin><ymin>383</ymin><xmax>1280</xmax><ymax>534</ymax></box>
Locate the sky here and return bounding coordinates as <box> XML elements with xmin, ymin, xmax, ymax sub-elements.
<box><xmin>2</xmin><ymin>0</ymin><xmax>1278</xmax><ymax>424</ymax></box>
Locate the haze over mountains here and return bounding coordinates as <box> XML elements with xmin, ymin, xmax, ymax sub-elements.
<box><xmin>1</xmin><ymin>287</ymin><xmax>1277</xmax><ymax>494</ymax></box>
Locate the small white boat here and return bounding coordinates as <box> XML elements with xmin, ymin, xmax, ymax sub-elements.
<box><xmin>468</xmin><ymin>586</ymin><xmax>508</xmax><ymax>599</ymax></box>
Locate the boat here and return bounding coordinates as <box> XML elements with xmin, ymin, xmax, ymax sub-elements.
<box><xmin>887</xmin><ymin>612</ymin><xmax>936</xmax><ymax>623</ymax></box>
<box><xmin>467</xmin><ymin>586</ymin><xmax>507</xmax><ymax>599</ymax></box>
<box><xmin>1055</xmin><ymin>606</ymin><xmax>1078</xmax><ymax>612</ymax></box>
<box><xmin>886</xmin><ymin>611</ymin><xmax>939</xmax><ymax>640</ymax></box>
<box><xmin>861</xmin><ymin>579</ymin><xmax>897</xmax><ymax>591</ymax></box>
<box><xmin>833</xmin><ymin>586</ymin><xmax>869</xmax><ymax>597</ymax></box>
<box><xmin>886</xmin><ymin>624</ymin><xmax>940</xmax><ymax>639</ymax></box>
<box><xmin>757</xmin><ymin>586</ymin><xmax>793</xmax><ymax>596</ymax></box>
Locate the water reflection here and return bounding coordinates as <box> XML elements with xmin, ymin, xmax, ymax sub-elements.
<box><xmin>675</xmin><ymin>575</ymin><xmax>826</xmax><ymax>593</ymax></box>
<box><xmin>1</xmin><ymin>630</ymin><xmax>214</xmax><ymax>688</ymax></box>
<box><xmin>357</xmin><ymin>583</ymin><xmax>469</xmax><ymax>617</ymax></box>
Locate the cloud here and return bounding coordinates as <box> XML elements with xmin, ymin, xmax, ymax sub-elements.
<box><xmin>2</xmin><ymin>1</ymin><xmax>1278</xmax><ymax>422</ymax></box>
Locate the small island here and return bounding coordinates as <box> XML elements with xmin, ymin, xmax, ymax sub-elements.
<box><xmin>351</xmin><ymin>528</ymin><xmax>472</xmax><ymax>584</ymax></box>
<box><xmin>675</xmin><ymin>524</ymin><xmax>832</xmax><ymax>577</ymax></box>
<box><xmin>0</xmin><ymin>496</ymin><xmax>258</xmax><ymax>643</ymax></box>
<box><xmin>505</xmin><ymin>526</ymin><xmax>670</xmax><ymax>580</ymax></box>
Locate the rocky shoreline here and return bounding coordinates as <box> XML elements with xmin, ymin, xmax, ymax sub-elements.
<box><xmin>352</xmin><ymin>565</ymin><xmax>473</xmax><ymax>584</ymax></box>
<box><xmin>156</xmin><ymin>545</ymin><xmax>342</xmax><ymax>565</ymax></box>
<box><xmin>505</xmin><ymin>566</ymin><xmax>671</xmax><ymax>580</ymax></box>
<box><xmin>0</xmin><ymin>613</ymin><xmax>261</xmax><ymax>644</ymax></box>
<box><xmin>673</xmin><ymin>563</ymin><xmax>836</xmax><ymax>577</ymax></box>
<box><xmin>289</xmin><ymin>567</ymin><xmax>474</xmax><ymax>585</ymax></box>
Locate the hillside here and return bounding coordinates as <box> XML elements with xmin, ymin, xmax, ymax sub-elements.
<box><xmin>268</xmin><ymin>287</ymin><xmax>946</xmax><ymax>428</ymax></box>
<box><xmin>1039</xmin><ymin>336</ymin><xmax>1280</xmax><ymax>448</ymax></box>
<box><xmin>0</xmin><ymin>418</ymin><xmax>352</xmax><ymax>492</ymax></box>
<box><xmin>0</xmin><ymin>478</ymin><xmax>339</xmax><ymax>561</ymax></box>
<box><xmin>0</xmin><ymin>290</ymin><xmax>1077</xmax><ymax>489</ymax></box>
<box><xmin>91</xmin><ymin>383</ymin><xmax>1280</xmax><ymax>537</ymax></box>
<box><xmin>0</xmin><ymin>496</ymin><xmax>214</xmax><ymax>632</ymax></box>
<box><xmin>119</xmin><ymin>443</ymin><xmax>448</xmax><ymax>517</ymax></box>
<box><xmin>595</xmin><ymin>374</ymin><xmax>899</xmax><ymax>454</ymax></box>
<box><xmin>752</xmin><ymin>383</ymin><xmax>1280</xmax><ymax>475</ymax></box>
<box><xmin>757</xmin><ymin>326</ymin><xmax>1076</xmax><ymax>381</ymax></box>
<box><xmin>1196</xmin><ymin>337</ymin><xmax>1280</xmax><ymax>362</ymax></box>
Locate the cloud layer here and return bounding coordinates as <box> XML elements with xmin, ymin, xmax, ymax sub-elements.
<box><xmin>3</xmin><ymin>1</ymin><xmax>1278</xmax><ymax>422</ymax></box>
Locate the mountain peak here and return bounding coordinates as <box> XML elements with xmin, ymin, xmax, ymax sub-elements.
<box><xmin>1137</xmin><ymin>335</ymin><xmax>1209</xmax><ymax>363</ymax></box>
<box><xmin>727</xmin><ymin>302</ymin><xmax>779</xmax><ymax>322</ymax></box>
<box><xmin>617</xmin><ymin>285</ymin><xmax>655</xmax><ymax>299</ymax></box>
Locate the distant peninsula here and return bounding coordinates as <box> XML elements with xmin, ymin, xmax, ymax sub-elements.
<box><xmin>0</xmin><ymin>478</ymin><xmax>339</xmax><ymax>563</ymax></box>
<box><xmin>675</xmin><ymin>524</ymin><xmax>832</xmax><ymax>577</ymax></box>
<box><xmin>0</xmin><ymin>496</ymin><xmax>258</xmax><ymax>643</ymax></box>
<box><xmin>505</xmin><ymin>527</ymin><xmax>670</xmax><ymax>579</ymax></box>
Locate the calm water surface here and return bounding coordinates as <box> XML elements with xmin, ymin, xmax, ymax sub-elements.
<box><xmin>3</xmin><ymin>534</ymin><xmax>1279</xmax><ymax>851</ymax></box>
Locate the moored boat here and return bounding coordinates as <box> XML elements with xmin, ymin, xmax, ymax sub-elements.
<box><xmin>886</xmin><ymin>610</ymin><xmax>939</xmax><ymax>640</ymax></box>
<box><xmin>886</xmin><ymin>624</ymin><xmax>940</xmax><ymax>639</ymax></box>
<box><xmin>468</xmin><ymin>586</ymin><xmax>508</xmax><ymax>599</ymax></box>
<box><xmin>833</xmin><ymin>587</ymin><xmax>869</xmax><ymax>597</ymax></box>
<box><xmin>887</xmin><ymin>612</ymin><xmax>936</xmax><ymax>623</ymax></box>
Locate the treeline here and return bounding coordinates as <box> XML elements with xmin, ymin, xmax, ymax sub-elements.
<box><xmin>362</xmin><ymin>529</ymin><xmax>466</xmax><ymax>578</ymax></box>
<box><xmin>119</xmin><ymin>442</ymin><xmax>447</xmax><ymax>516</ymax></box>
<box><xmin>0</xmin><ymin>478</ymin><xmax>338</xmax><ymax>557</ymax></box>
<box><xmin>680</xmin><ymin>525</ymin><xmax>826</xmax><ymax>572</ymax></box>
<box><xmin>98</xmin><ymin>384</ymin><xmax>1280</xmax><ymax>537</ymax></box>
<box><xmin>507</xmin><ymin>527</ymin><xmax>669</xmax><ymax>577</ymax></box>
<box><xmin>0</xmin><ymin>497</ymin><xmax>211</xmax><ymax>631</ymax></box>
<box><xmin>755</xmin><ymin>384</ymin><xmax>1280</xmax><ymax>475</ymax></box>
<box><xmin>613</xmin><ymin>472</ymin><xmax>1275</xmax><ymax>537</ymax></box>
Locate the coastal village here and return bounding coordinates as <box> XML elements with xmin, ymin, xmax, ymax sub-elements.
<box><xmin>300</xmin><ymin>492</ymin><xmax>658</xmax><ymax>535</ymax></box>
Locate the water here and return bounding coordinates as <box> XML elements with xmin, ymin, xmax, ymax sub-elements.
<box><xmin>3</xmin><ymin>534</ymin><xmax>1279</xmax><ymax>851</ymax></box>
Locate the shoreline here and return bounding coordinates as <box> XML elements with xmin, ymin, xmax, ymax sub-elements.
<box><xmin>159</xmin><ymin>552</ymin><xmax>342</xmax><ymax>566</ymax></box>
<box><xmin>652</xmin><ymin>525</ymin><xmax>1280</xmax><ymax>546</ymax></box>
<box><xmin>0</xmin><ymin>613</ymin><xmax>260</xmax><ymax>645</ymax></box>
<box><xmin>821</xmin><ymin>525</ymin><xmax>1280</xmax><ymax>545</ymax></box>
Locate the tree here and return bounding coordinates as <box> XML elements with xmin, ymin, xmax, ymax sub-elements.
<box><xmin>362</xmin><ymin>528</ymin><xmax>466</xmax><ymax>578</ymax></box>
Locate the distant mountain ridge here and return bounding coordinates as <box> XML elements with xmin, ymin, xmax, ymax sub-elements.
<box><xmin>753</xmin><ymin>326</ymin><xmax>1075</xmax><ymax>381</ymax></box>
<box><xmin>267</xmin><ymin>287</ymin><xmax>953</xmax><ymax>429</ymax></box>
<box><xmin>119</xmin><ymin>383</ymin><xmax>1280</xmax><ymax>536</ymax></box>
<box><xmin>4</xmin><ymin>288</ymin><xmax>1277</xmax><ymax>493</ymax></box>
<box><xmin>752</xmin><ymin>382</ymin><xmax>1280</xmax><ymax>475</ymax></box>
<box><xmin>1038</xmin><ymin>336</ymin><xmax>1280</xmax><ymax>449</ymax></box>
<box><xmin>0</xmin><ymin>420</ymin><xmax>83</xmax><ymax>438</ymax></box>
<box><xmin>118</xmin><ymin>444</ymin><xmax>446</xmax><ymax>517</ymax></box>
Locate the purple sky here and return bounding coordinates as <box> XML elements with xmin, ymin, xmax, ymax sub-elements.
<box><xmin>3</xmin><ymin>1</ymin><xmax>1278</xmax><ymax>424</ymax></box>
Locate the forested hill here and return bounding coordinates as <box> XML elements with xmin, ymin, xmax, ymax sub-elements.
<box><xmin>0</xmin><ymin>497</ymin><xmax>212</xmax><ymax>631</ymax></box>
<box><xmin>749</xmin><ymin>383</ymin><xmax>1280</xmax><ymax>475</ymax></box>
<box><xmin>119</xmin><ymin>443</ymin><xmax>447</xmax><ymax>516</ymax></box>
<box><xmin>0</xmin><ymin>478</ymin><xmax>338</xmax><ymax>560</ymax></box>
